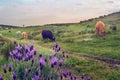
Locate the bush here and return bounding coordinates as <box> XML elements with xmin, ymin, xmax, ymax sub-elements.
<box><xmin>0</xmin><ymin>42</ymin><xmax>15</xmax><ymax>60</ymax></box>
<box><xmin>0</xmin><ymin>42</ymin><xmax>79</xmax><ymax>80</ymax></box>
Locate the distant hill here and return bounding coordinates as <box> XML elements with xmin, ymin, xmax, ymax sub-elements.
<box><xmin>0</xmin><ymin>11</ymin><xmax>120</xmax><ymax>28</ymax></box>
<box><xmin>45</xmin><ymin>11</ymin><xmax>120</xmax><ymax>26</ymax></box>
<box><xmin>0</xmin><ymin>24</ymin><xmax>20</xmax><ymax>30</ymax></box>
<box><xmin>80</xmin><ymin>11</ymin><xmax>120</xmax><ymax>24</ymax></box>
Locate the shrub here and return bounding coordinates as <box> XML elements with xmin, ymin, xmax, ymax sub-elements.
<box><xmin>0</xmin><ymin>42</ymin><xmax>80</xmax><ymax>80</ymax></box>
<box><xmin>0</xmin><ymin>42</ymin><xmax>15</xmax><ymax>60</ymax></box>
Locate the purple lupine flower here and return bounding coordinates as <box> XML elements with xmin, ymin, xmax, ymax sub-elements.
<box><xmin>39</xmin><ymin>52</ymin><xmax>42</xmax><ymax>58</ymax></box>
<box><xmin>30</xmin><ymin>42</ymin><xmax>34</xmax><ymax>51</ymax></box>
<box><xmin>25</xmin><ymin>68</ymin><xmax>29</xmax><ymax>77</ymax></box>
<box><xmin>81</xmin><ymin>74</ymin><xmax>86</xmax><ymax>79</ymax></box>
<box><xmin>34</xmin><ymin>68</ymin><xmax>39</xmax><ymax>76</ymax></box>
<box><xmin>62</xmin><ymin>51</ymin><xmax>65</xmax><ymax>57</ymax></box>
<box><xmin>39</xmin><ymin>58</ymin><xmax>45</xmax><ymax>70</ymax></box>
<box><xmin>31</xmin><ymin>48</ymin><xmax>36</xmax><ymax>55</ymax></box>
<box><xmin>29</xmin><ymin>52</ymin><xmax>33</xmax><ymax>59</ymax></box>
<box><xmin>44</xmin><ymin>57</ymin><xmax>47</xmax><ymax>62</ymax></box>
<box><xmin>86</xmin><ymin>77</ymin><xmax>91</xmax><ymax>80</ymax></box>
<box><xmin>32</xmin><ymin>75</ymin><xmax>39</xmax><ymax>80</ymax></box>
<box><xmin>0</xmin><ymin>74</ymin><xmax>3</xmax><ymax>80</ymax></box>
<box><xmin>25</xmin><ymin>68</ymin><xmax>31</xmax><ymax>77</ymax></box>
<box><xmin>55</xmin><ymin>43</ymin><xmax>58</xmax><ymax>48</ymax></box>
<box><xmin>59</xmin><ymin>75</ymin><xmax>63</xmax><ymax>80</ymax></box>
<box><xmin>48</xmin><ymin>77</ymin><xmax>50</xmax><ymax>80</ymax></box>
<box><xmin>59</xmin><ymin>59</ymin><xmax>63</xmax><ymax>67</ymax></box>
<box><xmin>73</xmin><ymin>76</ymin><xmax>76</xmax><ymax>80</ymax></box>
<box><xmin>12</xmin><ymin>71</ymin><xmax>16</xmax><ymax>80</ymax></box>
<box><xmin>50</xmin><ymin>57</ymin><xmax>58</xmax><ymax>68</ymax></box>
<box><xmin>26</xmin><ymin>52</ymin><xmax>32</xmax><ymax>60</ymax></box>
<box><xmin>8</xmin><ymin>62</ymin><xmax>12</xmax><ymax>72</ymax></box>
<box><xmin>70</xmin><ymin>75</ymin><xmax>73</xmax><ymax>80</ymax></box>
<box><xmin>31</xmin><ymin>57</ymin><xmax>34</xmax><ymax>67</ymax></box>
<box><xmin>63</xmin><ymin>70</ymin><xmax>69</xmax><ymax>78</ymax></box>
<box><xmin>66</xmin><ymin>52</ymin><xmax>69</xmax><ymax>58</ymax></box>
<box><xmin>49</xmin><ymin>54</ymin><xmax>52</xmax><ymax>59</ymax></box>
<box><xmin>57</xmin><ymin>46</ymin><xmax>61</xmax><ymax>52</ymax></box>
<box><xmin>9</xmin><ymin>51</ymin><xmax>13</xmax><ymax>58</ymax></box>
<box><xmin>14</xmin><ymin>40</ymin><xmax>16</xmax><ymax>45</ymax></box>
<box><xmin>24</xmin><ymin>45</ymin><xmax>30</xmax><ymax>53</ymax></box>
<box><xmin>24</xmin><ymin>54</ymin><xmax>29</xmax><ymax>61</ymax></box>
<box><xmin>3</xmin><ymin>64</ymin><xmax>7</xmax><ymax>73</ymax></box>
<box><xmin>12</xmin><ymin>50</ymin><xmax>17</xmax><ymax>55</ymax></box>
<box><xmin>10</xmin><ymin>78</ymin><xmax>15</xmax><ymax>80</ymax></box>
<box><xmin>12</xmin><ymin>50</ymin><xmax>18</xmax><ymax>58</ymax></box>
<box><xmin>68</xmin><ymin>71</ymin><xmax>72</xmax><ymax>76</ymax></box>
<box><xmin>17</xmin><ymin>52</ymin><xmax>22</xmax><ymax>60</ymax></box>
<box><xmin>16</xmin><ymin>45</ymin><xmax>22</xmax><ymax>51</ymax></box>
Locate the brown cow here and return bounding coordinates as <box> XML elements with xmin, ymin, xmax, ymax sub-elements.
<box><xmin>95</xmin><ymin>21</ymin><xmax>106</xmax><ymax>37</ymax></box>
<box><xmin>21</xmin><ymin>32</ymin><xmax>28</xmax><ymax>40</ymax></box>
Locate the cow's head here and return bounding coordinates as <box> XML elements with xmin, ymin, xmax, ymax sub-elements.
<box><xmin>100</xmin><ymin>30</ymin><xmax>106</xmax><ymax>37</ymax></box>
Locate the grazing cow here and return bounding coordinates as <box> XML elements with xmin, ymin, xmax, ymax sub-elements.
<box><xmin>109</xmin><ymin>25</ymin><xmax>117</xmax><ymax>31</ymax></box>
<box><xmin>21</xmin><ymin>32</ymin><xmax>28</xmax><ymax>40</ymax></box>
<box><xmin>41</xmin><ymin>30</ymin><xmax>55</xmax><ymax>41</ymax></box>
<box><xmin>95</xmin><ymin>21</ymin><xmax>106</xmax><ymax>37</ymax></box>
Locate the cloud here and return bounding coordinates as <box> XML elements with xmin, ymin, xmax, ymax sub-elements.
<box><xmin>36</xmin><ymin>0</ymin><xmax>57</xmax><ymax>3</ymax></box>
<box><xmin>0</xmin><ymin>0</ymin><xmax>120</xmax><ymax>26</ymax></box>
<box><xmin>107</xmin><ymin>1</ymin><xmax>114</xmax><ymax>4</ymax></box>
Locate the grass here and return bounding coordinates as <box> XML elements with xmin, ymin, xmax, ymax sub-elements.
<box><xmin>64</xmin><ymin>55</ymin><xmax>120</xmax><ymax>80</ymax></box>
<box><xmin>1</xmin><ymin>21</ymin><xmax>120</xmax><ymax>59</ymax></box>
<box><xmin>0</xmin><ymin>12</ymin><xmax>120</xmax><ymax>80</ymax></box>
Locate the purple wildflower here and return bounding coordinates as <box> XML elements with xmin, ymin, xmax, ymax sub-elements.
<box><xmin>3</xmin><ymin>64</ymin><xmax>7</xmax><ymax>73</ymax></box>
<box><xmin>59</xmin><ymin>59</ymin><xmax>63</xmax><ymax>67</ymax></box>
<box><xmin>12</xmin><ymin>71</ymin><xmax>16</xmax><ymax>80</ymax></box>
<box><xmin>34</xmin><ymin>68</ymin><xmax>39</xmax><ymax>76</ymax></box>
<box><xmin>31</xmin><ymin>48</ymin><xmax>36</xmax><ymax>55</ymax></box>
<box><xmin>32</xmin><ymin>75</ymin><xmax>39</xmax><ymax>80</ymax></box>
<box><xmin>62</xmin><ymin>51</ymin><xmax>65</xmax><ymax>57</ymax></box>
<box><xmin>16</xmin><ymin>45</ymin><xmax>22</xmax><ymax>51</ymax></box>
<box><xmin>63</xmin><ymin>70</ymin><xmax>69</xmax><ymax>78</ymax></box>
<box><xmin>50</xmin><ymin>57</ymin><xmax>58</xmax><ymax>68</ymax></box>
<box><xmin>9</xmin><ymin>51</ymin><xmax>13</xmax><ymax>58</ymax></box>
<box><xmin>59</xmin><ymin>75</ymin><xmax>63</xmax><ymax>80</ymax></box>
<box><xmin>24</xmin><ymin>45</ymin><xmax>30</xmax><ymax>53</ymax></box>
<box><xmin>14</xmin><ymin>40</ymin><xmax>16</xmax><ymax>45</ymax></box>
<box><xmin>0</xmin><ymin>74</ymin><xmax>3</xmax><ymax>80</ymax></box>
<box><xmin>39</xmin><ymin>58</ymin><xmax>45</xmax><ymax>70</ymax></box>
<box><xmin>70</xmin><ymin>75</ymin><xmax>73</xmax><ymax>80</ymax></box>
<box><xmin>30</xmin><ymin>42</ymin><xmax>34</xmax><ymax>51</ymax></box>
<box><xmin>49</xmin><ymin>54</ymin><xmax>52</xmax><ymax>59</ymax></box>
<box><xmin>39</xmin><ymin>52</ymin><xmax>42</xmax><ymax>58</ymax></box>
<box><xmin>81</xmin><ymin>73</ymin><xmax>86</xmax><ymax>79</ymax></box>
<box><xmin>25</xmin><ymin>68</ymin><xmax>31</xmax><ymax>77</ymax></box>
<box><xmin>57</xmin><ymin>46</ymin><xmax>61</xmax><ymax>52</ymax></box>
<box><xmin>8</xmin><ymin>62</ymin><xmax>12</xmax><ymax>72</ymax></box>
<box><xmin>17</xmin><ymin>52</ymin><xmax>22</xmax><ymax>60</ymax></box>
<box><xmin>31</xmin><ymin>57</ymin><xmax>34</xmax><ymax>66</ymax></box>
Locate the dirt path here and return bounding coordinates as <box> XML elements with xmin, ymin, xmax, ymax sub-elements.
<box><xmin>69</xmin><ymin>52</ymin><xmax>120</xmax><ymax>68</ymax></box>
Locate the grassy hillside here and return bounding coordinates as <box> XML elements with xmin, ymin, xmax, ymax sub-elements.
<box><xmin>0</xmin><ymin>12</ymin><xmax>120</xmax><ymax>80</ymax></box>
<box><xmin>0</xmin><ymin>12</ymin><xmax>120</xmax><ymax>60</ymax></box>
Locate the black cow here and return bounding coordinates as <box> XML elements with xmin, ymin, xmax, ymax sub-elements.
<box><xmin>110</xmin><ymin>25</ymin><xmax>117</xmax><ymax>31</ymax></box>
<box><xmin>41</xmin><ymin>30</ymin><xmax>55</xmax><ymax>41</ymax></box>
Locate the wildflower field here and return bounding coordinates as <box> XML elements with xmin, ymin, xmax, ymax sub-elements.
<box><xmin>0</xmin><ymin>12</ymin><xmax>120</xmax><ymax>80</ymax></box>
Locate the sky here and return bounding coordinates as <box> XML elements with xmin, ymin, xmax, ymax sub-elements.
<box><xmin>0</xmin><ymin>0</ymin><xmax>120</xmax><ymax>26</ymax></box>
